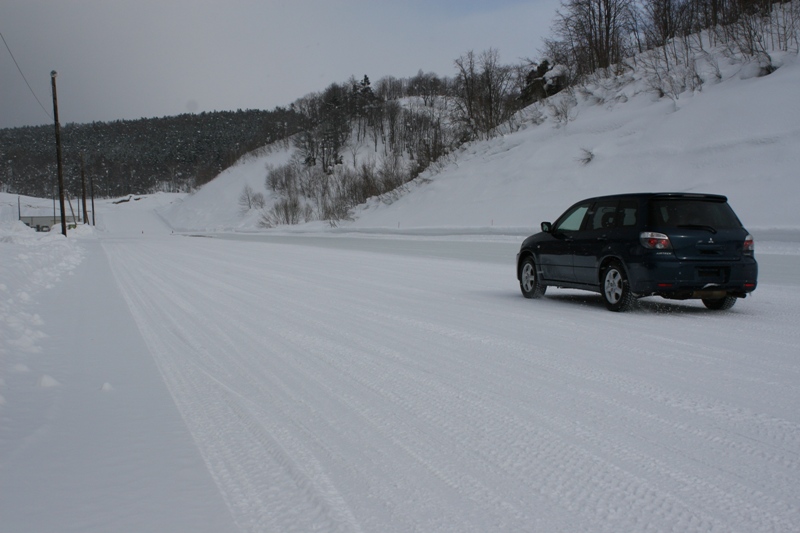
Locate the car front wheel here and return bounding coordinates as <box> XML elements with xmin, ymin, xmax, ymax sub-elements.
<box><xmin>519</xmin><ymin>257</ymin><xmax>546</xmax><ymax>299</ymax></box>
<box><xmin>602</xmin><ymin>262</ymin><xmax>634</xmax><ymax>312</ymax></box>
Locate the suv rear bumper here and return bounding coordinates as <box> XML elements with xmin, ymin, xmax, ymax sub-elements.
<box><xmin>627</xmin><ymin>257</ymin><xmax>758</xmax><ymax>298</ymax></box>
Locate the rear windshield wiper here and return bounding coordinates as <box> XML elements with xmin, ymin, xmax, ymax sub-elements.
<box><xmin>677</xmin><ymin>224</ymin><xmax>717</xmax><ymax>234</ymax></box>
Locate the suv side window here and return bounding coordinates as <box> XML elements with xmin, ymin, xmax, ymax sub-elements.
<box><xmin>588</xmin><ymin>201</ymin><xmax>619</xmax><ymax>230</ymax></box>
<box><xmin>618</xmin><ymin>200</ymin><xmax>639</xmax><ymax>227</ymax></box>
<box><xmin>554</xmin><ymin>203</ymin><xmax>590</xmax><ymax>232</ymax></box>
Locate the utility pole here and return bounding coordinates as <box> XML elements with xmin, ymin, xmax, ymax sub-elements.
<box><xmin>80</xmin><ymin>153</ymin><xmax>88</xmax><ymax>224</ymax></box>
<box><xmin>66</xmin><ymin>191</ymin><xmax>77</xmax><ymax>226</ymax></box>
<box><xmin>51</xmin><ymin>70</ymin><xmax>67</xmax><ymax>237</ymax></box>
<box><xmin>90</xmin><ymin>171</ymin><xmax>96</xmax><ymax>226</ymax></box>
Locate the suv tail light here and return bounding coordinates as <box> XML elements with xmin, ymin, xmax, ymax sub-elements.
<box><xmin>640</xmin><ymin>232</ymin><xmax>672</xmax><ymax>250</ymax></box>
<box><xmin>743</xmin><ymin>234</ymin><xmax>754</xmax><ymax>255</ymax></box>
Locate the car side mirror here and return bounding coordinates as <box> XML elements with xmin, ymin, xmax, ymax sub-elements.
<box><xmin>541</xmin><ymin>221</ymin><xmax>552</xmax><ymax>233</ymax></box>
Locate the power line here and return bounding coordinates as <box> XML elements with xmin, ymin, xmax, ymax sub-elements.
<box><xmin>1</xmin><ymin>31</ymin><xmax>53</xmax><ymax>121</ymax></box>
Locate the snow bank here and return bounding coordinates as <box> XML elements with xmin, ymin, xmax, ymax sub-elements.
<box><xmin>0</xmin><ymin>218</ymin><xmax>86</xmax><ymax>364</ymax></box>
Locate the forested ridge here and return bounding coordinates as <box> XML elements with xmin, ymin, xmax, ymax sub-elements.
<box><xmin>0</xmin><ymin>108</ymin><xmax>304</xmax><ymax>198</ymax></box>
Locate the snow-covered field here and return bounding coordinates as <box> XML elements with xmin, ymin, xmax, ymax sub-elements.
<box><xmin>3</xmin><ymin>46</ymin><xmax>800</xmax><ymax>532</ymax></box>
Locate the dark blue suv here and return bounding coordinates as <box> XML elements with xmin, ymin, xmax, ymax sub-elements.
<box><xmin>516</xmin><ymin>193</ymin><xmax>757</xmax><ymax>311</ymax></box>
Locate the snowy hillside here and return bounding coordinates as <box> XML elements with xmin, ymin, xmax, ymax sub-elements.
<box><xmin>161</xmin><ymin>145</ymin><xmax>293</xmax><ymax>232</ymax></box>
<box><xmin>161</xmin><ymin>49</ymin><xmax>800</xmax><ymax>235</ymax></box>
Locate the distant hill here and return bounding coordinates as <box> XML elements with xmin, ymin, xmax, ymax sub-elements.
<box><xmin>0</xmin><ymin>108</ymin><xmax>306</xmax><ymax>198</ymax></box>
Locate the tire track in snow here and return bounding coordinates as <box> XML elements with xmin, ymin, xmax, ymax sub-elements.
<box><xmin>140</xmin><ymin>244</ymin><xmax>550</xmax><ymax>530</ymax></box>
<box><xmin>357</xmin><ymin>305</ymin><xmax>800</xmax><ymax>531</ymax></box>
<box><xmin>104</xmin><ymin>240</ymin><xmax>365</xmax><ymax>533</ymax></box>
<box><xmin>245</xmin><ymin>251</ymin><xmax>799</xmax><ymax>532</ymax></box>
<box><xmin>323</xmin><ymin>316</ymin><xmax>787</xmax><ymax>532</ymax></box>
<box><xmin>104</xmin><ymin>239</ymin><xmax>576</xmax><ymax>530</ymax></box>
<box><xmin>102</xmin><ymin>236</ymin><xmax>800</xmax><ymax>532</ymax></box>
<box><xmin>287</xmin><ymin>272</ymin><xmax>800</xmax><ymax>531</ymax></box>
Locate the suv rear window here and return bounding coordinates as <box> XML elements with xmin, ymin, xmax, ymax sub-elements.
<box><xmin>647</xmin><ymin>199</ymin><xmax>742</xmax><ymax>230</ymax></box>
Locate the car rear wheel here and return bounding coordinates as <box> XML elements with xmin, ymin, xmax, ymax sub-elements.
<box><xmin>702</xmin><ymin>295</ymin><xmax>737</xmax><ymax>310</ymax></box>
<box><xmin>602</xmin><ymin>262</ymin><xmax>634</xmax><ymax>312</ymax></box>
<box><xmin>519</xmin><ymin>257</ymin><xmax>546</xmax><ymax>299</ymax></box>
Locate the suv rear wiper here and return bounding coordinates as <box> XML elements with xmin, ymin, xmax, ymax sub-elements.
<box><xmin>677</xmin><ymin>224</ymin><xmax>718</xmax><ymax>234</ymax></box>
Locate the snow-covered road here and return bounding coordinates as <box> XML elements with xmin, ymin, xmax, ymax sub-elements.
<box><xmin>3</xmin><ymin>206</ymin><xmax>800</xmax><ymax>532</ymax></box>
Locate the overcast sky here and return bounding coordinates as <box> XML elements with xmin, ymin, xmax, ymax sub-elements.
<box><xmin>1</xmin><ymin>0</ymin><xmax>560</xmax><ymax>129</ymax></box>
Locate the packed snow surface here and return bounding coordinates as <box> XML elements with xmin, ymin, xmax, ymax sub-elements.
<box><xmin>2</xmin><ymin>50</ymin><xmax>800</xmax><ymax>532</ymax></box>
<box><xmin>2</xmin><ymin>192</ymin><xmax>799</xmax><ymax>532</ymax></box>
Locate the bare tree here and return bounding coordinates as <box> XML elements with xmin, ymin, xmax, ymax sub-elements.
<box><xmin>409</xmin><ymin>70</ymin><xmax>447</xmax><ymax>106</ymax></box>
<box><xmin>251</xmin><ymin>192</ymin><xmax>266</xmax><ymax>209</ymax></box>
<box><xmin>551</xmin><ymin>0</ymin><xmax>637</xmax><ymax>77</ymax></box>
<box><xmin>642</xmin><ymin>0</ymin><xmax>686</xmax><ymax>48</ymax></box>
<box><xmin>453</xmin><ymin>49</ymin><xmax>519</xmax><ymax>139</ymax></box>
<box><xmin>239</xmin><ymin>184</ymin><xmax>255</xmax><ymax>212</ymax></box>
<box><xmin>261</xmin><ymin>195</ymin><xmax>307</xmax><ymax>227</ymax></box>
<box><xmin>549</xmin><ymin>89</ymin><xmax>579</xmax><ymax>126</ymax></box>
